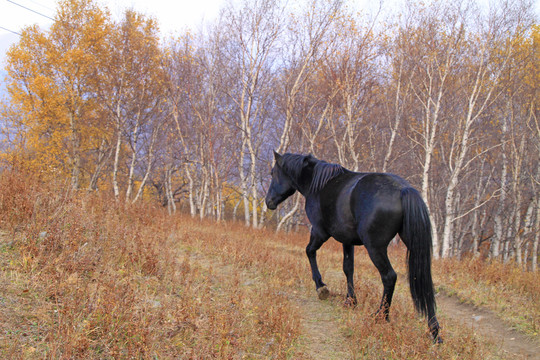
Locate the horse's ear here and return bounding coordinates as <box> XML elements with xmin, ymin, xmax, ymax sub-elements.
<box><xmin>273</xmin><ymin>151</ymin><xmax>282</xmax><ymax>165</ymax></box>
<box><xmin>303</xmin><ymin>154</ymin><xmax>315</xmax><ymax>168</ymax></box>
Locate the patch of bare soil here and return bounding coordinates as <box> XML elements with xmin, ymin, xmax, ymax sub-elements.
<box><xmin>292</xmin><ymin>290</ymin><xmax>352</xmax><ymax>360</ymax></box>
<box><xmin>437</xmin><ymin>294</ymin><xmax>540</xmax><ymax>359</ymax></box>
<box><xmin>253</xmin><ymin>242</ymin><xmax>353</xmax><ymax>359</ymax></box>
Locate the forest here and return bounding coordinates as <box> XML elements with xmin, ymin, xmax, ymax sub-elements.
<box><xmin>1</xmin><ymin>0</ymin><xmax>538</xmax><ymax>269</ymax></box>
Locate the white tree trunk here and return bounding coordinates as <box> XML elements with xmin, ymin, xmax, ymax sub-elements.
<box><xmin>493</xmin><ymin>137</ymin><xmax>507</xmax><ymax>259</ymax></box>
<box><xmin>88</xmin><ymin>139</ymin><xmax>111</xmax><ymax>191</ymax></box>
<box><xmin>277</xmin><ymin>193</ymin><xmax>301</xmax><ymax>232</ymax></box>
<box><xmin>132</xmin><ymin>123</ymin><xmax>159</xmax><ymax>204</ymax></box>
<box><xmin>383</xmin><ymin>59</ymin><xmax>408</xmax><ymax>173</ymax></box>
<box><xmin>532</xmin><ymin>198</ymin><xmax>539</xmax><ymax>271</ymax></box>
<box><xmin>441</xmin><ymin>112</ymin><xmax>473</xmax><ymax>258</ymax></box>
<box><xmin>125</xmin><ymin>114</ymin><xmax>141</xmax><ymax>201</ymax></box>
<box><xmin>165</xmin><ymin>167</ymin><xmax>176</xmax><ymax>215</ymax></box>
<box><xmin>185</xmin><ymin>164</ymin><xmax>196</xmax><ymax>217</ymax></box>
<box><xmin>239</xmin><ymin>139</ymin><xmax>250</xmax><ymax>226</ymax></box>
<box><xmin>420</xmin><ymin>101</ymin><xmax>441</xmax><ymax>258</ymax></box>
<box><xmin>112</xmin><ymin>127</ymin><xmax>122</xmax><ymax>199</ymax></box>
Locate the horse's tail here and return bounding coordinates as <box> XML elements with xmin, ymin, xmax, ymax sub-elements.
<box><xmin>400</xmin><ymin>187</ymin><xmax>436</xmax><ymax>319</ymax></box>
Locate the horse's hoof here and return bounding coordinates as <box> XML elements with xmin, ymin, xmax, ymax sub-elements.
<box><xmin>317</xmin><ymin>286</ymin><xmax>330</xmax><ymax>300</ymax></box>
<box><xmin>344</xmin><ymin>296</ymin><xmax>357</xmax><ymax>308</ymax></box>
<box><xmin>373</xmin><ymin>310</ymin><xmax>390</xmax><ymax>322</ymax></box>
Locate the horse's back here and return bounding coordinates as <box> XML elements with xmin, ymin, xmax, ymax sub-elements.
<box><xmin>313</xmin><ymin>172</ymin><xmax>407</xmax><ymax>245</ymax></box>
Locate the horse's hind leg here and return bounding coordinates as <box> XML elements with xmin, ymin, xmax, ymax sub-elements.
<box><xmin>343</xmin><ymin>244</ymin><xmax>357</xmax><ymax>306</ymax></box>
<box><xmin>365</xmin><ymin>244</ymin><xmax>397</xmax><ymax>321</ymax></box>
<box><xmin>306</xmin><ymin>231</ymin><xmax>329</xmax><ymax>300</ymax></box>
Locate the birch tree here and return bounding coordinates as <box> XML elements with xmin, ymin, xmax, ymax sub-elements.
<box><xmin>326</xmin><ymin>16</ymin><xmax>380</xmax><ymax>171</ymax></box>
<box><xmin>274</xmin><ymin>0</ymin><xmax>343</xmax><ymax>154</ymax></box>
<box><xmin>220</xmin><ymin>0</ymin><xmax>283</xmax><ymax>227</ymax></box>
<box><xmin>400</xmin><ymin>2</ymin><xmax>463</xmax><ymax>257</ymax></box>
<box><xmin>5</xmin><ymin>0</ymin><xmax>110</xmax><ymax>190</ymax></box>
<box><xmin>96</xmin><ymin>10</ymin><xmax>163</xmax><ymax>200</ymax></box>
<box><xmin>382</xmin><ymin>33</ymin><xmax>412</xmax><ymax>173</ymax></box>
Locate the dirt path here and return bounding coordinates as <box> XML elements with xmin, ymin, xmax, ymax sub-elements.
<box><xmin>266</xmin><ymin>244</ymin><xmax>354</xmax><ymax>359</ymax></box>
<box><xmin>186</xmin><ymin>240</ymin><xmax>353</xmax><ymax>359</ymax></box>
<box><xmin>269</xmin><ymin>241</ymin><xmax>540</xmax><ymax>359</ymax></box>
<box><xmin>292</xmin><ymin>274</ymin><xmax>540</xmax><ymax>360</ymax></box>
<box><xmin>290</xmin><ymin>291</ymin><xmax>352</xmax><ymax>360</ymax></box>
<box><xmin>437</xmin><ymin>294</ymin><xmax>540</xmax><ymax>359</ymax></box>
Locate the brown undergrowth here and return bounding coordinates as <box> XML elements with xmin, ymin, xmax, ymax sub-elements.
<box><xmin>0</xmin><ymin>170</ymin><xmax>300</xmax><ymax>358</ymax></box>
<box><xmin>433</xmin><ymin>256</ymin><xmax>539</xmax><ymax>336</ymax></box>
<box><xmin>0</xmin><ymin>168</ymin><xmax>538</xmax><ymax>359</ymax></box>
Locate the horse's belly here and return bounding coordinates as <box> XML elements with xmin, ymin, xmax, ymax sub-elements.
<box><xmin>330</xmin><ymin>225</ymin><xmax>362</xmax><ymax>245</ymax></box>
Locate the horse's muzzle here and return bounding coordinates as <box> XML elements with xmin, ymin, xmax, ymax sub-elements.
<box><xmin>266</xmin><ymin>198</ymin><xmax>277</xmax><ymax>210</ymax></box>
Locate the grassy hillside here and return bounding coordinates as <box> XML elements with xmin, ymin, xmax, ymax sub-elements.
<box><xmin>0</xmin><ymin>170</ymin><xmax>538</xmax><ymax>359</ymax></box>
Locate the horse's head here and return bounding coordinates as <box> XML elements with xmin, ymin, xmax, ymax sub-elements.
<box><xmin>265</xmin><ymin>151</ymin><xmax>297</xmax><ymax>210</ymax></box>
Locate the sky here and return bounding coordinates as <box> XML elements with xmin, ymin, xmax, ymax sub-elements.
<box><xmin>0</xmin><ymin>0</ymin><xmax>226</xmax><ymax>67</ymax></box>
<box><xmin>0</xmin><ymin>0</ymin><xmax>385</xmax><ymax>66</ymax></box>
<box><xmin>1</xmin><ymin>0</ymin><xmax>539</xmax><ymax>68</ymax></box>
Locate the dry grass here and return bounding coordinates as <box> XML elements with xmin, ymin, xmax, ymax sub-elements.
<box><xmin>0</xmin><ymin>168</ymin><xmax>538</xmax><ymax>359</ymax></box>
<box><xmin>433</xmin><ymin>256</ymin><xmax>539</xmax><ymax>336</ymax></box>
<box><xmin>0</xmin><ymin>170</ymin><xmax>300</xmax><ymax>358</ymax></box>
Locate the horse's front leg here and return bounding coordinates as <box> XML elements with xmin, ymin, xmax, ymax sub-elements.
<box><xmin>306</xmin><ymin>231</ymin><xmax>329</xmax><ymax>300</ymax></box>
<box><xmin>343</xmin><ymin>244</ymin><xmax>358</xmax><ymax>307</ymax></box>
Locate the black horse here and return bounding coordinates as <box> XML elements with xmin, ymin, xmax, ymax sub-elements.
<box><xmin>265</xmin><ymin>152</ymin><xmax>441</xmax><ymax>342</ymax></box>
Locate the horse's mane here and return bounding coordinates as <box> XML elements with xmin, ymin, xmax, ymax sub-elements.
<box><xmin>280</xmin><ymin>153</ymin><xmax>344</xmax><ymax>194</ymax></box>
